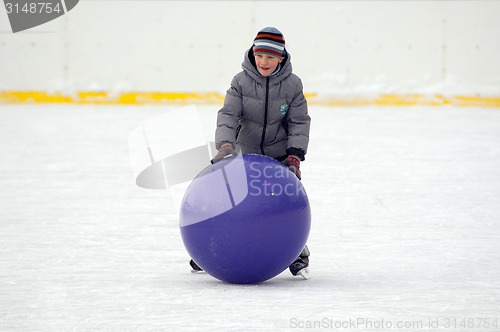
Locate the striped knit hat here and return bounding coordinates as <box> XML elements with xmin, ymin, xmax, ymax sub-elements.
<box><xmin>253</xmin><ymin>27</ymin><xmax>286</xmax><ymax>59</ymax></box>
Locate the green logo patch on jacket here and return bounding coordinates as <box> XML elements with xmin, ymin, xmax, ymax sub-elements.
<box><xmin>279</xmin><ymin>103</ymin><xmax>289</xmax><ymax>116</ymax></box>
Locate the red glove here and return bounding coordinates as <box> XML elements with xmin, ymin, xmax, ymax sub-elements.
<box><xmin>211</xmin><ymin>143</ymin><xmax>237</xmax><ymax>164</ymax></box>
<box><xmin>282</xmin><ymin>155</ymin><xmax>301</xmax><ymax>180</ymax></box>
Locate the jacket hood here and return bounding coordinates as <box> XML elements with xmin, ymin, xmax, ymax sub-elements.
<box><xmin>242</xmin><ymin>47</ymin><xmax>293</xmax><ymax>84</ymax></box>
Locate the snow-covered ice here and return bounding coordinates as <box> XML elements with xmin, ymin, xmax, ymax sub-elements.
<box><xmin>1</xmin><ymin>104</ymin><xmax>499</xmax><ymax>331</ymax></box>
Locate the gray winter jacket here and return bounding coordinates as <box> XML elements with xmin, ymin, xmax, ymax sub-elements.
<box><xmin>215</xmin><ymin>49</ymin><xmax>310</xmax><ymax>160</ymax></box>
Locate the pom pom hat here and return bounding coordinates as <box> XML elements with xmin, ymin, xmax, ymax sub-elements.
<box><xmin>252</xmin><ymin>27</ymin><xmax>286</xmax><ymax>59</ymax></box>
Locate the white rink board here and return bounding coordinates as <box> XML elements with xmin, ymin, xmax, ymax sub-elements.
<box><xmin>1</xmin><ymin>1</ymin><xmax>500</xmax><ymax>95</ymax></box>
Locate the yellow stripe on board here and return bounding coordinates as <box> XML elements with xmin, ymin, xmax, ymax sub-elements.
<box><xmin>1</xmin><ymin>91</ymin><xmax>499</xmax><ymax>107</ymax></box>
<box><xmin>0</xmin><ymin>91</ymin><xmax>226</xmax><ymax>105</ymax></box>
<box><xmin>309</xmin><ymin>94</ymin><xmax>500</xmax><ymax>107</ymax></box>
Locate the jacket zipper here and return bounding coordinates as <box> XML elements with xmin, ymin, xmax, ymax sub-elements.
<box><xmin>260</xmin><ymin>77</ymin><xmax>269</xmax><ymax>155</ymax></box>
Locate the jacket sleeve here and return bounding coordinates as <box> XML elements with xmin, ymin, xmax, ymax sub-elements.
<box><xmin>286</xmin><ymin>78</ymin><xmax>310</xmax><ymax>160</ymax></box>
<box><xmin>215</xmin><ymin>75</ymin><xmax>243</xmax><ymax>149</ymax></box>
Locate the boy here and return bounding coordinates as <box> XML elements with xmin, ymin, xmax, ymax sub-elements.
<box><xmin>191</xmin><ymin>27</ymin><xmax>311</xmax><ymax>279</ymax></box>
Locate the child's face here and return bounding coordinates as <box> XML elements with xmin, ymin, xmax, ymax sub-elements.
<box><xmin>254</xmin><ymin>54</ymin><xmax>283</xmax><ymax>77</ymax></box>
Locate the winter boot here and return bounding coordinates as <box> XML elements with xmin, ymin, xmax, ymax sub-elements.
<box><xmin>189</xmin><ymin>259</ymin><xmax>203</xmax><ymax>273</ymax></box>
<box><xmin>289</xmin><ymin>245</ymin><xmax>311</xmax><ymax>279</ymax></box>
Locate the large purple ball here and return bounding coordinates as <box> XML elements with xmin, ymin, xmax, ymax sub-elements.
<box><xmin>179</xmin><ymin>154</ymin><xmax>311</xmax><ymax>284</ymax></box>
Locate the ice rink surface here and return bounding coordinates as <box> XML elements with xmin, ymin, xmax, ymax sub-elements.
<box><xmin>1</xmin><ymin>104</ymin><xmax>499</xmax><ymax>331</ymax></box>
